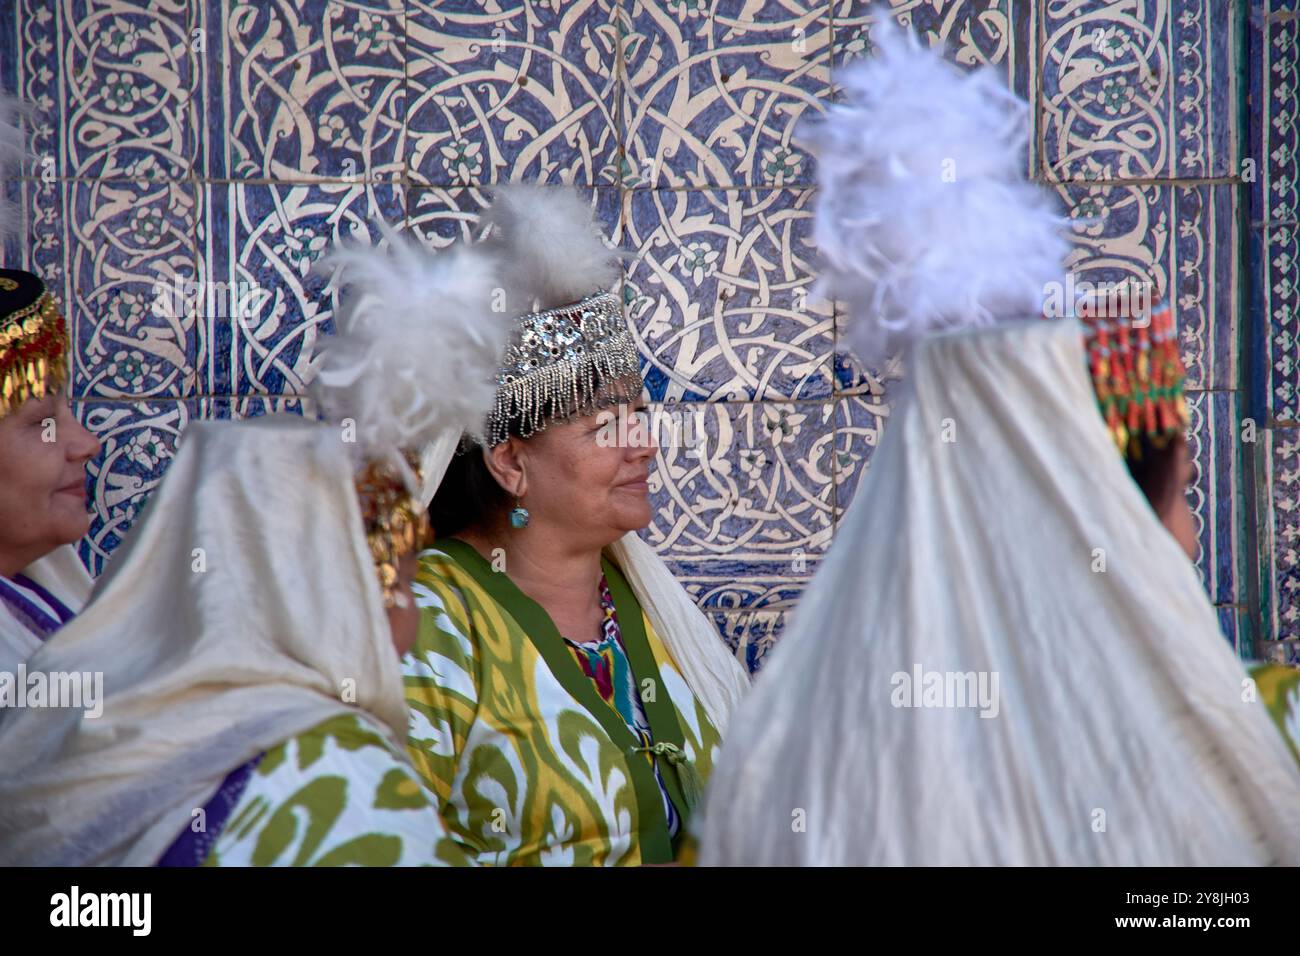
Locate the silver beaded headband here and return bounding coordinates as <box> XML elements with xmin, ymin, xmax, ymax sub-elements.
<box><xmin>486</xmin><ymin>290</ymin><xmax>643</xmax><ymax>447</ymax></box>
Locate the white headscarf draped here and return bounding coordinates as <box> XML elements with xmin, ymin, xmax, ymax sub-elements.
<box><xmin>0</xmin><ymin>544</ymin><xmax>92</xmax><ymax>673</ymax></box>
<box><xmin>0</xmin><ymin>417</ymin><xmax>408</xmax><ymax>866</ymax></box>
<box><xmin>699</xmin><ymin>320</ymin><xmax>1300</xmax><ymax>865</ymax></box>
<box><xmin>20</xmin><ymin>543</ymin><xmax>93</xmax><ymax>607</ymax></box>
<box><xmin>419</xmin><ymin>432</ymin><xmax>750</xmax><ymax>736</ymax></box>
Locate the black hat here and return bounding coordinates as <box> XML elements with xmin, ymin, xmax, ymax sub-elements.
<box><xmin>0</xmin><ymin>94</ymin><xmax>69</xmax><ymax>418</ymax></box>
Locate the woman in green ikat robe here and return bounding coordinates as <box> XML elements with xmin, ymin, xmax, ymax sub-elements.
<box><xmin>405</xmin><ymin>186</ymin><xmax>751</xmax><ymax>866</ymax></box>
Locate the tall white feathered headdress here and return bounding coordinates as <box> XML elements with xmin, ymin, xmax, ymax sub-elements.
<box><xmin>805</xmin><ymin>13</ymin><xmax>1071</xmax><ymax>364</ymax></box>
<box><xmin>311</xmin><ymin>222</ymin><xmax>512</xmax><ymax>487</ymax></box>
<box><xmin>481</xmin><ymin>184</ymin><xmax>620</xmax><ymax>317</ymax></box>
<box><xmin>308</xmin><ymin>223</ymin><xmax>515</xmax><ymax>600</ymax></box>
<box><xmin>0</xmin><ymin>95</ymin><xmax>31</xmax><ymax>243</ymax></box>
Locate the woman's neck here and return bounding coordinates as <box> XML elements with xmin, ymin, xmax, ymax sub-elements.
<box><xmin>456</xmin><ymin>523</ymin><xmax>606</xmax><ymax>638</ymax></box>
<box><xmin>0</xmin><ymin>549</ymin><xmax>39</xmax><ymax>580</ymax></box>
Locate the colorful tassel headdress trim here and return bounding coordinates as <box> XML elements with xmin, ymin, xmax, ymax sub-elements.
<box><xmin>1082</xmin><ymin>298</ymin><xmax>1189</xmax><ymax>459</ymax></box>
<box><xmin>0</xmin><ymin>96</ymin><xmax>64</xmax><ymax>420</ymax></box>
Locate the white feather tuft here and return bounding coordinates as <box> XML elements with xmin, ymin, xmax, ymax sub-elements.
<box><xmin>481</xmin><ymin>184</ymin><xmax>619</xmax><ymax>315</ymax></box>
<box><xmin>804</xmin><ymin>14</ymin><xmax>1071</xmax><ymax>364</ymax></box>
<box><xmin>0</xmin><ymin>93</ymin><xmax>34</xmax><ymax>242</ymax></box>
<box><xmin>310</xmin><ymin>222</ymin><xmax>513</xmax><ymax>487</ymax></box>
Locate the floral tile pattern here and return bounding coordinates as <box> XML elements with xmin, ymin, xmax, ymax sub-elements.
<box><xmin>68</xmin><ymin>179</ymin><xmax>202</xmax><ymax>398</ymax></box>
<box><xmin>1185</xmin><ymin>391</ymin><xmax>1240</xmax><ymax>605</ymax></box>
<box><xmin>200</xmin><ymin>395</ymin><xmax>312</xmax><ymax>420</ymax></box>
<box><xmin>624</xmin><ymin>188</ymin><xmax>833</xmax><ymax>401</ymax></box>
<box><xmin>832</xmin><ymin>390</ymin><xmax>890</xmax><ymax>518</ymax></box>
<box><xmin>406</xmin><ymin>0</ymin><xmax>621</xmax><ymax>186</ymax></box>
<box><xmin>76</xmin><ymin>399</ymin><xmax>194</xmax><ymax>576</ymax></box>
<box><xmin>709</xmin><ymin>607</ymin><xmax>788</xmax><ymax>672</ymax></box>
<box><xmin>1251</xmin><ymin>3</ymin><xmax>1300</xmax><ymax>648</ymax></box>
<box><xmin>621</xmin><ymin>1</ymin><xmax>831</xmax><ymax>189</ymax></box>
<box><xmin>1252</xmin><ymin>6</ymin><xmax>1300</xmax><ymax>425</ymax></box>
<box><xmin>54</xmin><ymin>1</ymin><xmax>200</xmax><ymax>182</ymax></box>
<box><xmin>832</xmin><ymin>1</ymin><xmax>1031</xmax><ymax>87</ymax></box>
<box><xmin>646</xmin><ymin>400</ymin><xmax>836</xmax><ymax>610</ymax></box>
<box><xmin>204</xmin><ymin>0</ymin><xmax>407</xmax><ymax>182</ymax></box>
<box><xmin>406</xmin><ymin>183</ymin><xmax>622</xmax><ymax>252</ymax></box>
<box><xmin>1270</xmin><ymin>426</ymin><xmax>1300</xmax><ymax>651</ymax></box>
<box><xmin>199</xmin><ymin>182</ymin><xmax>405</xmax><ymax>396</ymax></box>
<box><xmin>1036</xmin><ymin>0</ymin><xmax>1234</xmax><ymax>182</ymax></box>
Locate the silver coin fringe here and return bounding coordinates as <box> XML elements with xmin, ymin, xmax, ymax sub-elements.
<box><xmin>486</xmin><ymin>332</ymin><xmax>643</xmax><ymax>447</ymax></box>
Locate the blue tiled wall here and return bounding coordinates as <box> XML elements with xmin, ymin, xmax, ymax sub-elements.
<box><xmin>1</xmin><ymin>0</ymin><xmax>1290</xmax><ymax>669</ymax></box>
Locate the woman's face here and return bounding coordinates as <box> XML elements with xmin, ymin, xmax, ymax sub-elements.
<box><xmin>385</xmin><ymin>550</ymin><xmax>420</xmax><ymax>658</ymax></box>
<box><xmin>0</xmin><ymin>392</ymin><xmax>101</xmax><ymax>576</ymax></box>
<box><xmin>1159</xmin><ymin>437</ymin><xmax>1198</xmax><ymax>560</ymax></box>
<box><xmin>510</xmin><ymin>398</ymin><xmax>658</xmax><ymax>550</ymax></box>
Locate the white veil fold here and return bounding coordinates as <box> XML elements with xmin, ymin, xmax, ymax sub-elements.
<box><xmin>22</xmin><ymin>543</ymin><xmax>93</xmax><ymax>608</ymax></box>
<box><xmin>0</xmin><ymin>545</ymin><xmax>93</xmax><ymax>673</ymax></box>
<box><xmin>698</xmin><ymin>321</ymin><xmax>1300</xmax><ymax>865</ymax></box>
<box><xmin>0</xmin><ymin>418</ymin><xmax>406</xmax><ymax>866</ymax></box>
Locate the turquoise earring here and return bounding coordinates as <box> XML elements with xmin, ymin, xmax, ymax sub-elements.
<box><xmin>510</xmin><ymin>493</ymin><xmax>530</xmax><ymax>529</ymax></box>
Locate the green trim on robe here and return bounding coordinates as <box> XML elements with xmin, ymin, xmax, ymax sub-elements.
<box><xmin>403</xmin><ymin>540</ymin><xmax>723</xmax><ymax>866</ymax></box>
<box><xmin>436</xmin><ymin>538</ymin><xmax>679</xmax><ymax>861</ymax></box>
<box><xmin>600</xmin><ymin>554</ymin><xmax>696</xmax><ymax>825</ymax></box>
<box><xmin>1248</xmin><ymin>662</ymin><xmax>1300</xmax><ymax>767</ymax></box>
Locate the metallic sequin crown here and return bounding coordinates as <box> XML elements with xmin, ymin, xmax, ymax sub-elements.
<box><xmin>487</xmin><ymin>290</ymin><xmax>643</xmax><ymax>446</ymax></box>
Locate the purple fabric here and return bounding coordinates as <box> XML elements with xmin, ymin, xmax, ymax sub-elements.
<box><xmin>156</xmin><ymin>755</ymin><xmax>264</xmax><ymax>867</ymax></box>
<box><xmin>0</xmin><ymin>573</ymin><xmax>75</xmax><ymax>639</ymax></box>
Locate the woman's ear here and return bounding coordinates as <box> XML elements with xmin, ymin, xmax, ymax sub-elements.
<box><xmin>482</xmin><ymin>438</ymin><xmax>526</xmax><ymax>498</ymax></box>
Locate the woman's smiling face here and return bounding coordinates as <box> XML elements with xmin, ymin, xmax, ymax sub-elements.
<box><xmin>0</xmin><ymin>392</ymin><xmax>101</xmax><ymax>576</ymax></box>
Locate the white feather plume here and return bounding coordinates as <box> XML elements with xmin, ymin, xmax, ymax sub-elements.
<box><xmin>310</xmin><ymin>222</ymin><xmax>512</xmax><ymax>488</ymax></box>
<box><xmin>805</xmin><ymin>14</ymin><xmax>1071</xmax><ymax>364</ymax></box>
<box><xmin>480</xmin><ymin>184</ymin><xmax>620</xmax><ymax>315</ymax></box>
<box><xmin>0</xmin><ymin>93</ymin><xmax>34</xmax><ymax>243</ymax></box>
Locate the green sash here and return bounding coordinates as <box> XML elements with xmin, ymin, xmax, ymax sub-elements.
<box><xmin>435</xmin><ymin>537</ymin><xmax>693</xmax><ymax>862</ymax></box>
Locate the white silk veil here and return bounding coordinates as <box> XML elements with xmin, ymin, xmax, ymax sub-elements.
<box><xmin>0</xmin><ymin>417</ymin><xmax>408</xmax><ymax>866</ymax></box>
<box><xmin>0</xmin><ymin>544</ymin><xmax>93</xmax><ymax>673</ymax></box>
<box><xmin>698</xmin><ymin>320</ymin><xmax>1300</xmax><ymax>865</ymax></box>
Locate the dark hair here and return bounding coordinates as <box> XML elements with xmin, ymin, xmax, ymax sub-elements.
<box><xmin>428</xmin><ymin>366</ymin><xmax>642</xmax><ymax>538</ymax></box>
<box><xmin>428</xmin><ymin>442</ymin><xmax>511</xmax><ymax>539</ymax></box>
<box><xmin>1125</xmin><ymin>432</ymin><xmax>1186</xmax><ymax>518</ymax></box>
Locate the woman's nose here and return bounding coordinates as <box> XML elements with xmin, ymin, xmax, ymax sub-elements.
<box><xmin>628</xmin><ymin>409</ymin><xmax>658</xmax><ymax>456</ymax></box>
<box><xmin>62</xmin><ymin>402</ymin><xmax>102</xmax><ymax>461</ymax></box>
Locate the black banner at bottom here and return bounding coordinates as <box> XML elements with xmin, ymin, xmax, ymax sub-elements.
<box><xmin>0</xmin><ymin>866</ymin><xmax>1293</xmax><ymax>943</ymax></box>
